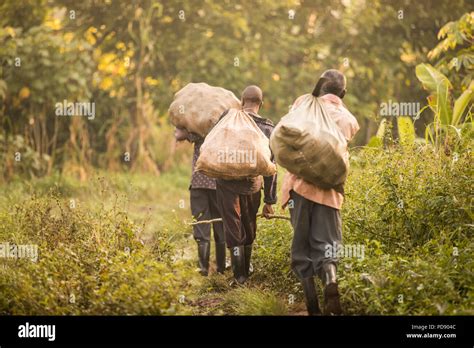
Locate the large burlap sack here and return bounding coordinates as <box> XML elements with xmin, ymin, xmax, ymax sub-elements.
<box><xmin>196</xmin><ymin>109</ymin><xmax>276</xmax><ymax>180</ymax></box>
<box><xmin>168</xmin><ymin>82</ymin><xmax>241</xmax><ymax>137</ymax></box>
<box><xmin>270</xmin><ymin>94</ymin><xmax>348</xmax><ymax>189</ymax></box>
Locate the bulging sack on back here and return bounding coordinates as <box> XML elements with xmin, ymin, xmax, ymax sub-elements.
<box><xmin>168</xmin><ymin>82</ymin><xmax>241</xmax><ymax>137</ymax></box>
<box><xmin>270</xmin><ymin>94</ymin><xmax>348</xmax><ymax>189</ymax></box>
<box><xmin>196</xmin><ymin>109</ymin><xmax>276</xmax><ymax>180</ymax></box>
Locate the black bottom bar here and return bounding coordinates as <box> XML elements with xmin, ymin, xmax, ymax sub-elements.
<box><xmin>0</xmin><ymin>315</ymin><xmax>472</xmax><ymax>346</ymax></box>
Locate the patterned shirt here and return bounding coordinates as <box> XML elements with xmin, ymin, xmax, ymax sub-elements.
<box><xmin>188</xmin><ymin>133</ymin><xmax>217</xmax><ymax>190</ymax></box>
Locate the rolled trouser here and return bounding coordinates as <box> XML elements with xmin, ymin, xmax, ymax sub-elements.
<box><xmin>289</xmin><ymin>190</ymin><xmax>342</xmax><ymax>280</ymax></box>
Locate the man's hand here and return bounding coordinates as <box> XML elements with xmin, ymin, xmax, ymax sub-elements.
<box><xmin>262</xmin><ymin>203</ymin><xmax>274</xmax><ymax>219</ymax></box>
<box><xmin>174</xmin><ymin>127</ymin><xmax>189</xmax><ymax>141</ymax></box>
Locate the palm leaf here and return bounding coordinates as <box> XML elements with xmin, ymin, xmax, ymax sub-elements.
<box><xmin>452</xmin><ymin>81</ymin><xmax>474</xmax><ymax>126</ymax></box>
<box><xmin>415</xmin><ymin>63</ymin><xmax>453</xmax><ymax>125</ymax></box>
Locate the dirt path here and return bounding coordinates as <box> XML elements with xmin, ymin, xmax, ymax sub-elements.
<box><xmin>170</xmin><ymin>233</ymin><xmax>308</xmax><ymax>316</ymax></box>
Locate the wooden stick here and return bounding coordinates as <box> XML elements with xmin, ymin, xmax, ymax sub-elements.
<box><xmin>188</xmin><ymin>218</ymin><xmax>223</xmax><ymax>225</ymax></box>
<box><xmin>187</xmin><ymin>214</ymin><xmax>291</xmax><ymax>225</ymax></box>
<box><xmin>257</xmin><ymin>213</ymin><xmax>291</xmax><ymax>221</ymax></box>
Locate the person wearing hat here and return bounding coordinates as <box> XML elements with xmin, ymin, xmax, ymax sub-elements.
<box><xmin>281</xmin><ymin>69</ymin><xmax>360</xmax><ymax>315</ymax></box>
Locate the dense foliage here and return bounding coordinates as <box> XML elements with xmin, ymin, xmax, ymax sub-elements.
<box><xmin>0</xmin><ymin>173</ymin><xmax>192</xmax><ymax>315</ymax></box>
<box><xmin>1</xmin><ymin>1</ymin><xmax>472</xmax><ymax>180</ymax></box>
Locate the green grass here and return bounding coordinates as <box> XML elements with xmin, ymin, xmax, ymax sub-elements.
<box><xmin>221</xmin><ymin>287</ymin><xmax>289</xmax><ymax>316</ymax></box>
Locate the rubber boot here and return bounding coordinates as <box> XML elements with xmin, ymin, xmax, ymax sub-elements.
<box><xmin>301</xmin><ymin>277</ymin><xmax>321</xmax><ymax>315</ymax></box>
<box><xmin>197</xmin><ymin>241</ymin><xmax>210</xmax><ymax>276</ymax></box>
<box><xmin>244</xmin><ymin>244</ymin><xmax>253</xmax><ymax>277</ymax></box>
<box><xmin>230</xmin><ymin>246</ymin><xmax>247</xmax><ymax>284</ymax></box>
<box><xmin>323</xmin><ymin>263</ymin><xmax>342</xmax><ymax>315</ymax></box>
<box><xmin>215</xmin><ymin>242</ymin><xmax>226</xmax><ymax>274</ymax></box>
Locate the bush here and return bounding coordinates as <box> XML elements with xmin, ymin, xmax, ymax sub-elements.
<box><xmin>0</xmin><ymin>187</ymin><xmax>186</xmax><ymax>315</ymax></box>
<box><xmin>339</xmin><ymin>238</ymin><xmax>473</xmax><ymax>315</ymax></box>
<box><xmin>345</xmin><ymin>145</ymin><xmax>471</xmax><ymax>248</ymax></box>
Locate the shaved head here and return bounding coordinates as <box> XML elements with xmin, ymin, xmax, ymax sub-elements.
<box><xmin>241</xmin><ymin>85</ymin><xmax>263</xmax><ymax>106</ymax></box>
<box><xmin>312</xmin><ymin>69</ymin><xmax>347</xmax><ymax>98</ymax></box>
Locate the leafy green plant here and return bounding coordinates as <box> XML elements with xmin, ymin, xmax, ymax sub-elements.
<box><xmin>428</xmin><ymin>12</ymin><xmax>473</xmax><ymax>91</ymax></box>
<box><xmin>397</xmin><ymin>117</ymin><xmax>416</xmax><ymax>148</ymax></box>
<box><xmin>413</xmin><ymin>13</ymin><xmax>473</xmax><ymax>151</ymax></box>
<box><xmin>368</xmin><ymin>117</ymin><xmax>417</xmax><ymax>149</ymax></box>
<box><xmin>415</xmin><ymin>63</ymin><xmax>473</xmax><ymax>149</ymax></box>
<box><xmin>367</xmin><ymin>119</ymin><xmax>387</xmax><ymax>148</ymax></box>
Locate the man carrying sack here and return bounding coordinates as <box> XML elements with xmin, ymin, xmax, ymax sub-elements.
<box><xmin>281</xmin><ymin>70</ymin><xmax>360</xmax><ymax>315</ymax></box>
<box><xmin>214</xmin><ymin>86</ymin><xmax>277</xmax><ymax>285</ymax></box>
<box><xmin>174</xmin><ymin>128</ymin><xmax>226</xmax><ymax>276</ymax></box>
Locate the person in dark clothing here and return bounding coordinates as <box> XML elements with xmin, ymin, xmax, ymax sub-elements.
<box><xmin>215</xmin><ymin>85</ymin><xmax>277</xmax><ymax>284</ymax></box>
<box><xmin>175</xmin><ymin>128</ymin><xmax>226</xmax><ymax>276</ymax></box>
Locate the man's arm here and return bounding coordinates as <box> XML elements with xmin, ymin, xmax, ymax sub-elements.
<box><xmin>262</xmin><ymin>172</ymin><xmax>277</xmax><ymax>217</ymax></box>
<box><xmin>263</xmin><ymin>173</ymin><xmax>277</xmax><ymax>205</ymax></box>
<box><xmin>261</xmin><ymin>120</ymin><xmax>278</xmax><ymax>216</ymax></box>
<box><xmin>263</xmin><ymin>137</ymin><xmax>277</xmax><ymax>206</ymax></box>
<box><xmin>174</xmin><ymin>126</ymin><xmax>203</xmax><ymax>143</ymax></box>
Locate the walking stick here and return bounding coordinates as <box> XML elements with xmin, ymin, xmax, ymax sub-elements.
<box><xmin>187</xmin><ymin>214</ymin><xmax>291</xmax><ymax>226</ymax></box>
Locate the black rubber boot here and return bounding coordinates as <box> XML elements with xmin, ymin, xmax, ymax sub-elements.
<box><xmin>215</xmin><ymin>242</ymin><xmax>226</xmax><ymax>274</ymax></box>
<box><xmin>301</xmin><ymin>277</ymin><xmax>322</xmax><ymax>315</ymax></box>
<box><xmin>197</xmin><ymin>241</ymin><xmax>210</xmax><ymax>276</ymax></box>
<box><xmin>230</xmin><ymin>246</ymin><xmax>247</xmax><ymax>284</ymax></box>
<box><xmin>244</xmin><ymin>244</ymin><xmax>253</xmax><ymax>277</ymax></box>
<box><xmin>322</xmin><ymin>263</ymin><xmax>342</xmax><ymax>315</ymax></box>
